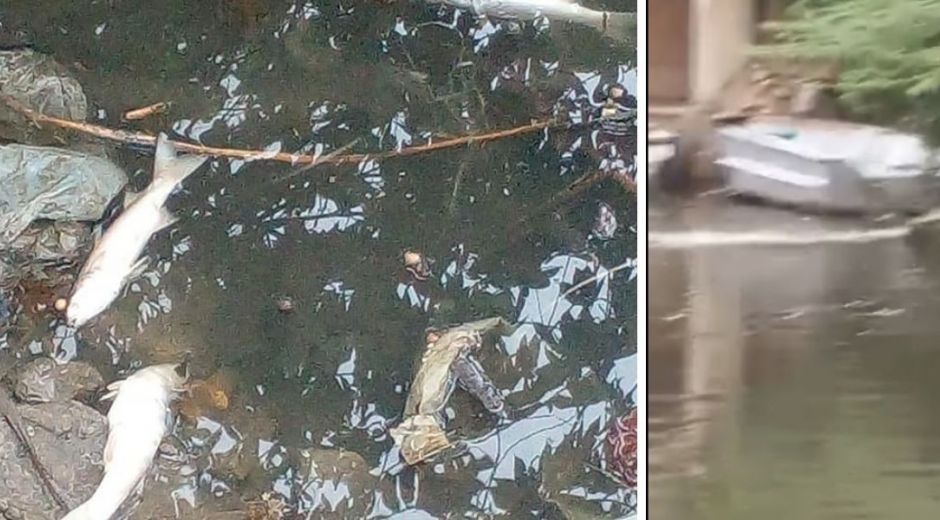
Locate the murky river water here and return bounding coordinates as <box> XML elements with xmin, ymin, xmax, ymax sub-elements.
<box><xmin>0</xmin><ymin>1</ymin><xmax>635</xmax><ymax>518</ymax></box>
<box><xmin>651</xmin><ymin>195</ymin><xmax>940</xmax><ymax>519</ymax></box>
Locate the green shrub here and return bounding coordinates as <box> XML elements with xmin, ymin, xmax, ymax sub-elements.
<box><xmin>759</xmin><ymin>0</ymin><xmax>940</xmax><ymax>141</ymax></box>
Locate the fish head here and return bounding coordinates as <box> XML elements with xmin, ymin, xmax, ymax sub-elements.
<box><xmin>139</xmin><ymin>362</ymin><xmax>191</xmax><ymax>394</ymax></box>
<box><xmin>66</xmin><ymin>270</ymin><xmax>121</xmax><ymax>328</ymax></box>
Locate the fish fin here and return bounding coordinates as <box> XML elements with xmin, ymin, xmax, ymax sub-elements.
<box><xmin>599</xmin><ymin>11</ymin><xmax>635</xmax><ymax>43</ymax></box>
<box><xmin>126</xmin><ymin>256</ymin><xmax>151</xmax><ymax>284</ymax></box>
<box><xmin>100</xmin><ymin>381</ymin><xmax>121</xmax><ymax>401</ymax></box>
<box><xmin>155</xmin><ymin>206</ymin><xmax>179</xmax><ymax>233</ymax></box>
<box><xmin>102</xmin><ymin>431</ymin><xmax>118</xmax><ymax>471</ymax></box>
<box><xmin>153</xmin><ymin>133</ymin><xmax>208</xmax><ymax>188</ymax></box>
<box><xmin>123</xmin><ymin>189</ymin><xmax>142</xmax><ymax>209</ymax></box>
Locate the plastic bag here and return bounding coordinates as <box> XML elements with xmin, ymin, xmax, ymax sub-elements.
<box><xmin>0</xmin><ymin>143</ymin><xmax>126</xmax><ymax>246</ymax></box>
<box><xmin>0</xmin><ymin>49</ymin><xmax>87</xmax><ymax>121</ymax></box>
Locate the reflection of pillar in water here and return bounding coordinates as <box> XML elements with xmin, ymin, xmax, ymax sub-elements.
<box><xmin>649</xmin><ymin>242</ymin><xmax>747</xmax><ymax>488</ymax></box>
<box><xmin>686</xmin><ymin>246</ymin><xmax>744</xmax><ymax>400</ymax></box>
<box><xmin>678</xmin><ymin>246</ymin><xmax>745</xmax><ymax>477</ymax></box>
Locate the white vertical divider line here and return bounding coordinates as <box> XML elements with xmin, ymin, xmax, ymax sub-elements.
<box><xmin>635</xmin><ymin>0</ymin><xmax>648</xmax><ymax>517</ymax></box>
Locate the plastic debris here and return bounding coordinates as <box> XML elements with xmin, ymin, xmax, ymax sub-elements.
<box><xmin>0</xmin><ymin>49</ymin><xmax>87</xmax><ymax>121</ymax></box>
<box><xmin>391</xmin><ymin>317</ymin><xmax>510</xmax><ymax>465</ymax></box>
<box><xmin>0</xmin><ymin>143</ymin><xmax>127</xmax><ymax>246</ymax></box>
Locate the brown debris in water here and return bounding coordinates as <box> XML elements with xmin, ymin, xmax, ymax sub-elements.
<box><xmin>122</xmin><ymin>101</ymin><xmax>169</xmax><ymax>121</ymax></box>
<box><xmin>403</xmin><ymin>250</ymin><xmax>431</xmax><ymax>281</ymax></box>
<box><xmin>390</xmin><ymin>415</ymin><xmax>453</xmax><ymax>465</ymax></box>
<box><xmin>178</xmin><ymin>369</ymin><xmax>234</xmax><ymax>421</ymax></box>
<box><xmin>245</xmin><ymin>492</ymin><xmax>288</xmax><ymax>520</ymax></box>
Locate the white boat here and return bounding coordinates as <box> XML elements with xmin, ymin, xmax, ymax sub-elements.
<box><xmin>715</xmin><ymin>117</ymin><xmax>940</xmax><ymax>214</ymax></box>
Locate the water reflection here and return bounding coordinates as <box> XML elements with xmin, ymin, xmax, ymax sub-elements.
<box><xmin>650</xmin><ymin>200</ymin><xmax>940</xmax><ymax>518</ymax></box>
<box><xmin>2</xmin><ymin>0</ymin><xmax>634</xmax><ymax>517</ymax></box>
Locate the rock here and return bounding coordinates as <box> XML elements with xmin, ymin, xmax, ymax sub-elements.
<box><xmin>15</xmin><ymin>358</ymin><xmax>104</xmax><ymax>404</ymax></box>
<box><xmin>1</xmin><ymin>221</ymin><xmax>91</xmax><ymax>285</ymax></box>
<box><xmin>0</xmin><ymin>292</ymin><xmax>11</xmax><ymax>327</ymax></box>
<box><xmin>0</xmin><ymin>221</ymin><xmax>88</xmax><ymax>322</ymax></box>
<box><xmin>0</xmin><ymin>397</ymin><xmax>107</xmax><ymax>519</ymax></box>
<box><xmin>0</xmin><ymin>143</ymin><xmax>127</xmax><ymax>246</ymax></box>
<box><xmin>5</xmin><ymin>222</ymin><xmax>90</xmax><ymax>264</ymax></box>
<box><xmin>0</xmin><ymin>49</ymin><xmax>87</xmax><ymax>121</ymax></box>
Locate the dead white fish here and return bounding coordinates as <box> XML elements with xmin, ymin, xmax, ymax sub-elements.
<box><xmin>62</xmin><ymin>363</ymin><xmax>188</xmax><ymax>520</ymax></box>
<box><xmin>437</xmin><ymin>0</ymin><xmax>635</xmax><ymax>41</ymax></box>
<box><xmin>66</xmin><ymin>134</ymin><xmax>207</xmax><ymax>328</ymax></box>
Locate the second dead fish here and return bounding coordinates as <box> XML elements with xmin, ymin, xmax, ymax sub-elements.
<box><xmin>62</xmin><ymin>362</ymin><xmax>188</xmax><ymax>520</ymax></box>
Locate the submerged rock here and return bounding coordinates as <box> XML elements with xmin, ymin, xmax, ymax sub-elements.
<box><xmin>0</xmin><ymin>222</ymin><xmax>86</xmax><ymax>330</ymax></box>
<box><xmin>5</xmin><ymin>221</ymin><xmax>91</xmax><ymax>266</ymax></box>
<box><xmin>14</xmin><ymin>357</ymin><xmax>104</xmax><ymax>404</ymax></box>
<box><xmin>178</xmin><ymin>369</ymin><xmax>234</xmax><ymax>421</ymax></box>
<box><xmin>0</xmin><ymin>395</ymin><xmax>107</xmax><ymax>520</ymax></box>
<box><xmin>0</xmin><ymin>221</ymin><xmax>90</xmax><ymax>304</ymax></box>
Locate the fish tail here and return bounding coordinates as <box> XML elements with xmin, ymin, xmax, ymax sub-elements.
<box><xmin>152</xmin><ymin>133</ymin><xmax>208</xmax><ymax>188</ymax></box>
<box><xmin>599</xmin><ymin>11</ymin><xmax>636</xmax><ymax>43</ymax></box>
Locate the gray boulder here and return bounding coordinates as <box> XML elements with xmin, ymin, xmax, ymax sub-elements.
<box><xmin>0</xmin><ymin>398</ymin><xmax>106</xmax><ymax>520</ymax></box>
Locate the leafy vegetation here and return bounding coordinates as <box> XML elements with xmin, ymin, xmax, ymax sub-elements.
<box><xmin>759</xmin><ymin>0</ymin><xmax>940</xmax><ymax>140</ymax></box>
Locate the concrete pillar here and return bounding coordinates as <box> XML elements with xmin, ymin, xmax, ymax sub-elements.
<box><xmin>690</xmin><ymin>0</ymin><xmax>755</xmax><ymax>103</ymax></box>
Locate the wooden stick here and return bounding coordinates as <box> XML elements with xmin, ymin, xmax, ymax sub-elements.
<box><xmin>277</xmin><ymin>137</ymin><xmax>362</xmax><ymax>184</ymax></box>
<box><xmin>560</xmin><ymin>259</ymin><xmax>634</xmax><ymax>299</ymax></box>
<box><xmin>122</xmin><ymin>101</ymin><xmax>169</xmax><ymax>121</ymax></box>
<box><xmin>1</xmin><ymin>93</ymin><xmax>557</xmax><ymax>168</ymax></box>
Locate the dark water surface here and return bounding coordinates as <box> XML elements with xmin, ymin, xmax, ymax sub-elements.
<box><xmin>0</xmin><ymin>0</ymin><xmax>635</xmax><ymax>518</ymax></box>
<box><xmin>651</xmin><ymin>196</ymin><xmax>940</xmax><ymax>519</ymax></box>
